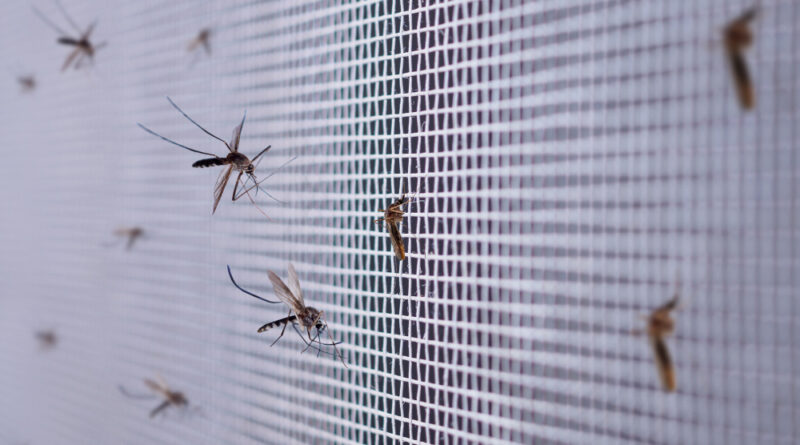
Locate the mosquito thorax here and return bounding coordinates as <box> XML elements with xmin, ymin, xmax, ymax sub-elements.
<box><xmin>227</xmin><ymin>152</ymin><xmax>251</xmax><ymax>169</ymax></box>
<box><xmin>299</xmin><ymin>307</ymin><xmax>321</xmax><ymax>330</ymax></box>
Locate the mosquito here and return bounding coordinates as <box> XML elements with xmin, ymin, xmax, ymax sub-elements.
<box><xmin>110</xmin><ymin>226</ymin><xmax>144</xmax><ymax>250</ymax></box>
<box><xmin>188</xmin><ymin>28</ymin><xmax>212</xmax><ymax>56</ymax></box>
<box><xmin>227</xmin><ymin>264</ymin><xmax>346</xmax><ymax>366</ymax></box>
<box><xmin>636</xmin><ymin>295</ymin><xmax>680</xmax><ymax>392</ymax></box>
<box><xmin>35</xmin><ymin>330</ymin><xmax>57</xmax><ymax>350</ymax></box>
<box><xmin>32</xmin><ymin>0</ymin><xmax>106</xmax><ymax>71</ymax></box>
<box><xmin>374</xmin><ymin>192</ymin><xmax>414</xmax><ymax>260</ymax></box>
<box><xmin>724</xmin><ymin>7</ymin><xmax>757</xmax><ymax>110</ymax></box>
<box><xmin>138</xmin><ymin>97</ymin><xmax>294</xmax><ymax>216</ymax></box>
<box><xmin>119</xmin><ymin>376</ymin><xmax>188</xmax><ymax>418</ymax></box>
<box><xmin>17</xmin><ymin>75</ymin><xmax>36</xmax><ymax>93</ymax></box>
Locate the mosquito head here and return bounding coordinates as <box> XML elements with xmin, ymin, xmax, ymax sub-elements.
<box><xmin>245</xmin><ymin>163</ymin><xmax>255</xmax><ymax>175</ymax></box>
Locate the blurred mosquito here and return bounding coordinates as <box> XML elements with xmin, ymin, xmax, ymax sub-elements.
<box><xmin>374</xmin><ymin>191</ymin><xmax>415</xmax><ymax>260</ymax></box>
<box><xmin>108</xmin><ymin>226</ymin><xmax>144</xmax><ymax>250</ymax></box>
<box><xmin>227</xmin><ymin>264</ymin><xmax>346</xmax><ymax>366</ymax></box>
<box><xmin>32</xmin><ymin>0</ymin><xmax>106</xmax><ymax>71</ymax></box>
<box><xmin>119</xmin><ymin>376</ymin><xmax>189</xmax><ymax>418</ymax></box>
<box><xmin>724</xmin><ymin>7</ymin><xmax>757</xmax><ymax>110</ymax></box>
<box><xmin>188</xmin><ymin>28</ymin><xmax>212</xmax><ymax>56</ymax></box>
<box><xmin>17</xmin><ymin>75</ymin><xmax>36</xmax><ymax>93</ymax></box>
<box><xmin>138</xmin><ymin>97</ymin><xmax>294</xmax><ymax>217</ymax></box>
<box><xmin>35</xmin><ymin>330</ymin><xmax>57</xmax><ymax>350</ymax></box>
<box><xmin>633</xmin><ymin>289</ymin><xmax>681</xmax><ymax>392</ymax></box>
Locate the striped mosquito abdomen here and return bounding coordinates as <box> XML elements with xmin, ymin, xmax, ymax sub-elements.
<box><xmin>258</xmin><ymin>315</ymin><xmax>297</xmax><ymax>333</ymax></box>
<box><xmin>192</xmin><ymin>157</ymin><xmax>227</xmax><ymax>168</ymax></box>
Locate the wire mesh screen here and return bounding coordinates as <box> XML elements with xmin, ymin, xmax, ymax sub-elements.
<box><xmin>1</xmin><ymin>0</ymin><xmax>798</xmax><ymax>444</ymax></box>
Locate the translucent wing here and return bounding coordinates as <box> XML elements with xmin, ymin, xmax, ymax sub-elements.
<box><xmin>286</xmin><ymin>263</ymin><xmax>305</xmax><ymax>306</ymax></box>
<box><xmin>144</xmin><ymin>379</ymin><xmax>169</xmax><ymax>398</ymax></box>
<box><xmin>81</xmin><ymin>20</ymin><xmax>97</xmax><ymax>40</ymax></box>
<box><xmin>387</xmin><ymin>221</ymin><xmax>406</xmax><ymax>260</ymax></box>
<box><xmin>655</xmin><ymin>296</ymin><xmax>679</xmax><ymax>314</ymax></box>
<box><xmin>212</xmin><ymin>165</ymin><xmax>233</xmax><ymax>214</ymax></box>
<box><xmin>649</xmin><ymin>335</ymin><xmax>676</xmax><ymax>392</ymax></box>
<box><xmin>267</xmin><ymin>270</ymin><xmax>303</xmax><ymax>312</ymax></box>
<box><xmin>230</xmin><ymin>112</ymin><xmax>246</xmax><ymax>152</ymax></box>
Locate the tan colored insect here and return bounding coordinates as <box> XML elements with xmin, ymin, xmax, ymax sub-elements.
<box><xmin>139</xmin><ymin>97</ymin><xmax>292</xmax><ymax>216</ymax></box>
<box><xmin>35</xmin><ymin>330</ymin><xmax>57</xmax><ymax>350</ymax></box>
<box><xmin>113</xmin><ymin>226</ymin><xmax>144</xmax><ymax>250</ymax></box>
<box><xmin>640</xmin><ymin>296</ymin><xmax>680</xmax><ymax>392</ymax></box>
<box><xmin>375</xmin><ymin>193</ymin><xmax>412</xmax><ymax>260</ymax></box>
<box><xmin>33</xmin><ymin>1</ymin><xmax>106</xmax><ymax>71</ymax></box>
<box><xmin>188</xmin><ymin>28</ymin><xmax>212</xmax><ymax>55</ymax></box>
<box><xmin>119</xmin><ymin>376</ymin><xmax>188</xmax><ymax>418</ymax></box>
<box><xmin>724</xmin><ymin>7</ymin><xmax>757</xmax><ymax>110</ymax></box>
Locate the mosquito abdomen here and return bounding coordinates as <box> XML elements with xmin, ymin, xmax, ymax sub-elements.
<box><xmin>257</xmin><ymin>315</ymin><xmax>297</xmax><ymax>333</ymax></box>
<box><xmin>192</xmin><ymin>157</ymin><xmax>227</xmax><ymax>168</ymax></box>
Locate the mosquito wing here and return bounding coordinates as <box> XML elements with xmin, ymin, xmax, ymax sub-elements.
<box><xmin>212</xmin><ymin>165</ymin><xmax>233</xmax><ymax>214</ymax></box>
<box><xmin>387</xmin><ymin>221</ymin><xmax>406</xmax><ymax>260</ymax></box>
<box><xmin>230</xmin><ymin>112</ymin><xmax>246</xmax><ymax>152</ymax></box>
<box><xmin>81</xmin><ymin>20</ymin><xmax>97</xmax><ymax>40</ymax></box>
<box><xmin>267</xmin><ymin>270</ymin><xmax>303</xmax><ymax>312</ymax></box>
<box><xmin>649</xmin><ymin>335</ymin><xmax>676</xmax><ymax>392</ymax></box>
<box><xmin>286</xmin><ymin>263</ymin><xmax>305</xmax><ymax>306</ymax></box>
<box><xmin>144</xmin><ymin>379</ymin><xmax>169</xmax><ymax>398</ymax></box>
<box><xmin>655</xmin><ymin>296</ymin><xmax>679</xmax><ymax>314</ymax></box>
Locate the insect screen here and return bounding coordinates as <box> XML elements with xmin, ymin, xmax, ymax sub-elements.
<box><xmin>0</xmin><ymin>0</ymin><xmax>798</xmax><ymax>444</ymax></box>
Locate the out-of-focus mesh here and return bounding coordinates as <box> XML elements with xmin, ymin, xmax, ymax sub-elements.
<box><xmin>0</xmin><ymin>1</ymin><xmax>798</xmax><ymax>444</ymax></box>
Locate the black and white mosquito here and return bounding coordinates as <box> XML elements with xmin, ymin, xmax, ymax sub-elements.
<box><xmin>119</xmin><ymin>375</ymin><xmax>192</xmax><ymax>418</ymax></box>
<box><xmin>32</xmin><ymin>0</ymin><xmax>106</xmax><ymax>71</ymax></box>
<box><xmin>227</xmin><ymin>264</ymin><xmax>346</xmax><ymax>366</ymax></box>
<box><xmin>138</xmin><ymin>97</ymin><xmax>295</xmax><ymax>216</ymax></box>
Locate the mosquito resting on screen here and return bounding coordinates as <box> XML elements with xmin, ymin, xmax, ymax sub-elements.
<box><xmin>724</xmin><ymin>7</ymin><xmax>757</xmax><ymax>110</ymax></box>
<box><xmin>119</xmin><ymin>376</ymin><xmax>189</xmax><ymax>418</ymax></box>
<box><xmin>32</xmin><ymin>0</ymin><xmax>106</xmax><ymax>71</ymax></box>
<box><xmin>138</xmin><ymin>97</ymin><xmax>295</xmax><ymax>216</ymax></box>
<box><xmin>227</xmin><ymin>264</ymin><xmax>346</xmax><ymax>366</ymax></box>
<box><xmin>35</xmin><ymin>330</ymin><xmax>57</xmax><ymax>350</ymax></box>
<box><xmin>110</xmin><ymin>226</ymin><xmax>144</xmax><ymax>250</ymax></box>
<box><xmin>635</xmin><ymin>294</ymin><xmax>680</xmax><ymax>392</ymax></box>
<box><xmin>375</xmin><ymin>192</ymin><xmax>415</xmax><ymax>260</ymax></box>
<box><xmin>188</xmin><ymin>28</ymin><xmax>212</xmax><ymax>55</ymax></box>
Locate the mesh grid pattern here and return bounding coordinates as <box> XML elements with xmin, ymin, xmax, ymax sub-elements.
<box><xmin>1</xmin><ymin>0</ymin><xmax>799</xmax><ymax>444</ymax></box>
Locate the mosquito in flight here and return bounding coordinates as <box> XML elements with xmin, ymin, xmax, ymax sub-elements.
<box><xmin>724</xmin><ymin>7</ymin><xmax>757</xmax><ymax>110</ymax></box>
<box><xmin>375</xmin><ymin>192</ymin><xmax>414</xmax><ymax>260</ymax></box>
<box><xmin>138</xmin><ymin>97</ymin><xmax>294</xmax><ymax>216</ymax></box>
<box><xmin>119</xmin><ymin>376</ymin><xmax>189</xmax><ymax>418</ymax></box>
<box><xmin>188</xmin><ymin>28</ymin><xmax>212</xmax><ymax>56</ymax></box>
<box><xmin>111</xmin><ymin>226</ymin><xmax>144</xmax><ymax>250</ymax></box>
<box><xmin>227</xmin><ymin>264</ymin><xmax>346</xmax><ymax>366</ymax></box>
<box><xmin>32</xmin><ymin>0</ymin><xmax>106</xmax><ymax>71</ymax></box>
<box><xmin>637</xmin><ymin>294</ymin><xmax>680</xmax><ymax>392</ymax></box>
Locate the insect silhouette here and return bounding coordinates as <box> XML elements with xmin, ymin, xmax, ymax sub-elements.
<box><xmin>111</xmin><ymin>226</ymin><xmax>144</xmax><ymax>250</ymax></box>
<box><xmin>724</xmin><ymin>7</ymin><xmax>757</xmax><ymax>109</ymax></box>
<box><xmin>32</xmin><ymin>0</ymin><xmax>106</xmax><ymax>71</ymax></box>
<box><xmin>637</xmin><ymin>295</ymin><xmax>680</xmax><ymax>392</ymax></box>
<box><xmin>227</xmin><ymin>264</ymin><xmax>346</xmax><ymax>366</ymax></box>
<box><xmin>375</xmin><ymin>192</ymin><xmax>413</xmax><ymax>260</ymax></box>
<box><xmin>17</xmin><ymin>75</ymin><xmax>36</xmax><ymax>93</ymax></box>
<box><xmin>119</xmin><ymin>376</ymin><xmax>188</xmax><ymax>418</ymax></box>
<box><xmin>188</xmin><ymin>28</ymin><xmax>212</xmax><ymax>55</ymax></box>
<box><xmin>35</xmin><ymin>330</ymin><xmax>57</xmax><ymax>350</ymax></box>
<box><xmin>138</xmin><ymin>97</ymin><xmax>294</xmax><ymax>216</ymax></box>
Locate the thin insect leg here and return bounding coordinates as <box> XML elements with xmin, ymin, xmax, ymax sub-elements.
<box><xmin>243</xmin><ymin>186</ymin><xmax>272</xmax><ymax>220</ymax></box>
<box><xmin>166</xmin><ymin>97</ymin><xmax>231</xmax><ymax>150</ymax></box>
<box><xmin>269</xmin><ymin>311</ymin><xmax>292</xmax><ymax>346</ymax></box>
<box><xmin>233</xmin><ymin>175</ymin><xmax>283</xmax><ymax>204</ymax></box>
<box><xmin>53</xmin><ymin>0</ymin><xmax>82</xmax><ymax>34</ymax></box>
<box><xmin>118</xmin><ymin>385</ymin><xmax>157</xmax><ymax>400</ymax></box>
<box><xmin>324</xmin><ymin>321</ymin><xmax>347</xmax><ymax>367</ymax></box>
<box><xmin>137</xmin><ymin>123</ymin><xmax>217</xmax><ymax>157</ymax></box>
<box><xmin>226</xmin><ymin>265</ymin><xmax>279</xmax><ymax>304</ymax></box>
<box><xmin>251</xmin><ymin>155</ymin><xmax>298</xmax><ymax>187</ymax></box>
<box><xmin>230</xmin><ymin>170</ymin><xmax>244</xmax><ymax>201</ymax></box>
<box><xmin>150</xmin><ymin>400</ymin><xmax>171</xmax><ymax>418</ymax></box>
<box><xmin>291</xmin><ymin>324</ymin><xmax>339</xmax><ymax>357</ymax></box>
<box><xmin>250</xmin><ymin>145</ymin><xmax>272</xmax><ymax>163</ymax></box>
<box><xmin>32</xmin><ymin>6</ymin><xmax>70</xmax><ymax>36</ymax></box>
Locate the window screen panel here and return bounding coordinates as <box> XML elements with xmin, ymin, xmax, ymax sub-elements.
<box><xmin>0</xmin><ymin>0</ymin><xmax>798</xmax><ymax>444</ymax></box>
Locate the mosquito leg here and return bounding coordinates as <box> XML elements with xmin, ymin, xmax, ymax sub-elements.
<box><xmin>53</xmin><ymin>0</ymin><xmax>82</xmax><ymax>34</ymax></box>
<box><xmin>149</xmin><ymin>400</ymin><xmax>171</xmax><ymax>418</ymax></box>
<box><xmin>118</xmin><ymin>385</ymin><xmax>157</xmax><ymax>400</ymax></box>
<box><xmin>231</xmin><ymin>170</ymin><xmax>244</xmax><ymax>201</ymax></box>
<box><xmin>250</xmin><ymin>145</ymin><xmax>272</xmax><ymax>163</ymax></box>
<box><xmin>269</xmin><ymin>311</ymin><xmax>292</xmax><ymax>346</ymax></box>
